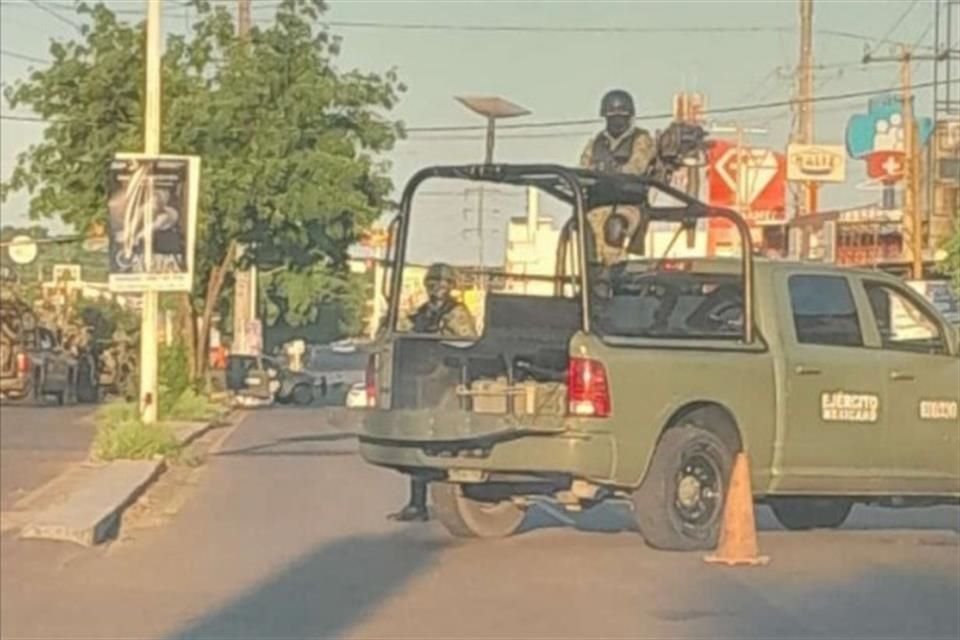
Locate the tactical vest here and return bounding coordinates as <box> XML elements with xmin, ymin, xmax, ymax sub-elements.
<box><xmin>411</xmin><ymin>298</ymin><xmax>457</xmax><ymax>334</ymax></box>
<box><xmin>591</xmin><ymin>128</ymin><xmax>643</xmax><ymax>174</ymax></box>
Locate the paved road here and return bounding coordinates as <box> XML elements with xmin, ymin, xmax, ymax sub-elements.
<box><xmin>1</xmin><ymin>407</ymin><xmax>958</xmax><ymax>639</ymax></box>
<box><xmin>0</xmin><ymin>405</ymin><xmax>96</xmax><ymax>512</ymax></box>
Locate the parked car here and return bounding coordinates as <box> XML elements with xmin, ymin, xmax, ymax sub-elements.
<box><xmin>226</xmin><ymin>354</ymin><xmax>325</xmax><ymax>406</ymax></box>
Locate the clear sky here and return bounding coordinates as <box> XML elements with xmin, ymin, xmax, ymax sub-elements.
<box><xmin>0</xmin><ymin>0</ymin><xmax>948</xmax><ymax>263</ymax></box>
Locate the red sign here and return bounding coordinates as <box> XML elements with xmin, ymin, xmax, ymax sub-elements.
<box><xmin>707</xmin><ymin>141</ymin><xmax>786</xmax><ymax>220</ymax></box>
<box><xmin>865</xmin><ymin>150</ymin><xmax>905</xmax><ymax>184</ymax></box>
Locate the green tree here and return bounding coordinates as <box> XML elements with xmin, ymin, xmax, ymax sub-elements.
<box><xmin>2</xmin><ymin>0</ymin><xmax>403</xmax><ymax>376</ymax></box>
<box><xmin>944</xmin><ymin>230</ymin><xmax>960</xmax><ymax>296</ymax></box>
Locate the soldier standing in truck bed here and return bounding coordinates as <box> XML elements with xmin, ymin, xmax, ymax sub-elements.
<box><xmin>389</xmin><ymin>263</ymin><xmax>477</xmax><ymax>522</ymax></box>
<box><xmin>580</xmin><ymin>89</ymin><xmax>656</xmax><ymax>266</ymax></box>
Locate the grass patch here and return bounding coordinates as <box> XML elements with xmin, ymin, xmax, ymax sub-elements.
<box><xmin>163</xmin><ymin>388</ymin><xmax>225</xmax><ymax>422</ymax></box>
<box><xmin>92</xmin><ymin>402</ymin><xmax>181</xmax><ymax>462</ymax></box>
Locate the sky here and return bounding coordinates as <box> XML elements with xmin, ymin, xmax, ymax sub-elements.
<box><xmin>0</xmin><ymin>0</ymin><xmax>952</xmax><ymax>265</ymax></box>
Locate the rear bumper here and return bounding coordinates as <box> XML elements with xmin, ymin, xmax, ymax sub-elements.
<box><xmin>359</xmin><ymin>410</ymin><xmax>616</xmax><ymax>482</ymax></box>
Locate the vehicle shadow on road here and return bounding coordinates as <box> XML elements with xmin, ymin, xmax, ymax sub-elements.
<box><xmin>166</xmin><ymin>531</ymin><xmax>444</xmax><ymax>640</ymax></box>
<box><xmin>214</xmin><ymin>433</ymin><xmax>358</xmax><ymax>458</ymax></box>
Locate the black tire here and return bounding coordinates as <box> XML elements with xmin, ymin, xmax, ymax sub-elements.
<box><xmin>430</xmin><ymin>482</ymin><xmax>525</xmax><ymax>539</ymax></box>
<box><xmin>632</xmin><ymin>424</ymin><xmax>735</xmax><ymax>551</ymax></box>
<box><xmin>291</xmin><ymin>384</ymin><xmax>314</xmax><ymax>406</ymax></box>
<box><xmin>75</xmin><ymin>357</ymin><xmax>98</xmax><ymax>404</ymax></box>
<box><xmin>769</xmin><ymin>498</ymin><xmax>853</xmax><ymax>531</ymax></box>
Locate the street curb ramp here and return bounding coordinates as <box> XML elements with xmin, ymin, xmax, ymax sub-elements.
<box><xmin>18</xmin><ymin>416</ymin><xmax>225</xmax><ymax>547</ymax></box>
<box><xmin>20</xmin><ymin>460</ymin><xmax>165</xmax><ymax>547</ymax></box>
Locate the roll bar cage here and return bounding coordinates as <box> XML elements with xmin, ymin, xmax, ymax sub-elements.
<box><xmin>387</xmin><ymin>164</ymin><xmax>756</xmax><ymax>344</ymax></box>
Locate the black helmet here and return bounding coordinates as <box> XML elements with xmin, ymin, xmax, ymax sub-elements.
<box><xmin>600</xmin><ymin>90</ymin><xmax>635</xmax><ymax>118</ymax></box>
<box><xmin>425</xmin><ymin>263</ymin><xmax>456</xmax><ymax>285</ymax></box>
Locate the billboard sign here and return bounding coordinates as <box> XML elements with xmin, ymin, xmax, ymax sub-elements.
<box><xmin>845</xmin><ymin>94</ymin><xmax>934</xmax><ymax>185</ymax></box>
<box><xmin>786</xmin><ymin>144</ymin><xmax>846</xmax><ymax>182</ymax></box>
<box><xmin>707</xmin><ymin>140</ymin><xmax>786</xmax><ymax>223</ymax></box>
<box><xmin>107</xmin><ymin>154</ymin><xmax>200</xmax><ymax>292</ymax></box>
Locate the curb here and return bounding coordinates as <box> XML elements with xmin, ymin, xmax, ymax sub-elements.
<box><xmin>17</xmin><ymin>412</ymin><xmax>229</xmax><ymax>547</ymax></box>
<box><xmin>20</xmin><ymin>459</ymin><xmax>166</xmax><ymax>546</ymax></box>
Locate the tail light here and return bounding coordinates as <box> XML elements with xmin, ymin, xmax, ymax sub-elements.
<box><xmin>567</xmin><ymin>357</ymin><xmax>611</xmax><ymax>418</ymax></box>
<box><xmin>365</xmin><ymin>354</ymin><xmax>378</xmax><ymax>408</ymax></box>
<box><xmin>16</xmin><ymin>352</ymin><xmax>30</xmax><ymax>376</ymax></box>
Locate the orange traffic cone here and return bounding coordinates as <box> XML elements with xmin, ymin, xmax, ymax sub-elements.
<box><xmin>704</xmin><ymin>452</ymin><xmax>770</xmax><ymax>567</ymax></box>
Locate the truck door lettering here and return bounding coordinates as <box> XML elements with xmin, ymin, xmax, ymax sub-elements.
<box><xmin>820</xmin><ymin>391</ymin><xmax>880</xmax><ymax>423</ymax></box>
<box><xmin>919</xmin><ymin>400</ymin><xmax>959</xmax><ymax>421</ymax></box>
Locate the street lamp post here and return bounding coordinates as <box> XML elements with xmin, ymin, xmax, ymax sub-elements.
<box><xmin>454</xmin><ymin>96</ymin><xmax>530</xmax><ymax>288</ymax></box>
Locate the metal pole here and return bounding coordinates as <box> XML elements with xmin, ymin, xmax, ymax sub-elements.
<box><xmin>140</xmin><ymin>0</ymin><xmax>162</xmax><ymax>424</ymax></box>
<box><xmin>477</xmin><ymin>117</ymin><xmax>495</xmax><ymax>290</ymax></box>
<box><xmin>484</xmin><ymin>116</ymin><xmax>495</xmax><ymax>165</ymax></box>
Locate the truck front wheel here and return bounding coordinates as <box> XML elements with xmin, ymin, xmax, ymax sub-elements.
<box><xmin>769</xmin><ymin>498</ymin><xmax>852</xmax><ymax>530</ymax></box>
<box><xmin>430</xmin><ymin>482</ymin><xmax>525</xmax><ymax>539</ymax></box>
<box><xmin>632</xmin><ymin>424</ymin><xmax>734</xmax><ymax>551</ymax></box>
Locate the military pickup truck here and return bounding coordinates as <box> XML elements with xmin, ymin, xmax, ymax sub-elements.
<box><xmin>359</xmin><ymin>164</ymin><xmax>960</xmax><ymax>550</ymax></box>
<box><xmin>0</xmin><ymin>311</ymin><xmax>87</xmax><ymax>405</ymax></box>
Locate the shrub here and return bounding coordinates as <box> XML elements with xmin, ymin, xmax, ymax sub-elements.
<box><xmin>158</xmin><ymin>342</ymin><xmax>192</xmax><ymax>417</ymax></box>
<box><xmin>92</xmin><ymin>402</ymin><xmax>180</xmax><ymax>461</ymax></box>
<box><xmin>163</xmin><ymin>388</ymin><xmax>223</xmax><ymax>422</ymax></box>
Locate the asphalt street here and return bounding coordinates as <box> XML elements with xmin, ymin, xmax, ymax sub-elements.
<box><xmin>1</xmin><ymin>406</ymin><xmax>958</xmax><ymax>639</ymax></box>
<box><xmin>0</xmin><ymin>404</ymin><xmax>96</xmax><ymax>513</ymax></box>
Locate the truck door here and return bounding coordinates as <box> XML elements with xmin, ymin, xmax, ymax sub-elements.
<box><xmin>777</xmin><ymin>273</ymin><xmax>889</xmax><ymax>492</ymax></box>
<box><xmin>859</xmin><ymin>279</ymin><xmax>960</xmax><ymax>493</ymax></box>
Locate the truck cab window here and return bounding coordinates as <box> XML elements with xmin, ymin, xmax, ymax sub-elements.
<box><xmin>788</xmin><ymin>275</ymin><xmax>863</xmax><ymax>347</ymax></box>
<box><xmin>863</xmin><ymin>282</ymin><xmax>947</xmax><ymax>356</ymax></box>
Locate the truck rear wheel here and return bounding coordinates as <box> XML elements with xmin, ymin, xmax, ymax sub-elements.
<box><xmin>430</xmin><ymin>482</ymin><xmax>525</xmax><ymax>539</ymax></box>
<box><xmin>632</xmin><ymin>424</ymin><xmax>734</xmax><ymax>551</ymax></box>
<box><xmin>769</xmin><ymin>498</ymin><xmax>852</xmax><ymax>531</ymax></box>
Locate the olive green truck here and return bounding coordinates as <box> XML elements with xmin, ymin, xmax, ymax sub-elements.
<box><xmin>359</xmin><ymin>165</ymin><xmax>960</xmax><ymax>550</ymax></box>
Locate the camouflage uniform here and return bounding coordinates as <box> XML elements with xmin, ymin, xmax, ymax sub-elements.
<box><xmin>392</xmin><ymin>263</ymin><xmax>477</xmax><ymax>524</ymax></box>
<box><xmin>410</xmin><ymin>298</ymin><xmax>477</xmax><ymax>339</ymax></box>
<box><xmin>408</xmin><ymin>264</ymin><xmax>478</xmax><ymax>339</ymax></box>
<box><xmin>580</xmin><ymin>127</ymin><xmax>656</xmax><ymax>266</ymax></box>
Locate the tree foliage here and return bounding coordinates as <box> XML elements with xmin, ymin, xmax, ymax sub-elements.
<box><xmin>944</xmin><ymin>229</ymin><xmax>960</xmax><ymax>296</ymax></box>
<box><xmin>2</xmin><ymin>0</ymin><xmax>404</xmax><ymax>371</ymax></box>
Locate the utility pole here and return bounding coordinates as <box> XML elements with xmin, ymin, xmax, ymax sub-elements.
<box><xmin>795</xmin><ymin>0</ymin><xmax>818</xmax><ymax>216</ymax></box>
<box><xmin>233</xmin><ymin>0</ymin><xmax>255</xmax><ymax>353</ymax></box>
<box><xmin>901</xmin><ymin>46</ymin><xmax>923</xmax><ymax>281</ymax></box>
<box><xmin>140</xmin><ymin>0</ymin><xmax>162</xmax><ymax>424</ymax></box>
<box><xmin>864</xmin><ymin>45</ymin><xmax>946</xmax><ymax>280</ymax></box>
<box><xmin>237</xmin><ymin>0</ymin><xmax>251</xmax><ymax>37</ymax></box>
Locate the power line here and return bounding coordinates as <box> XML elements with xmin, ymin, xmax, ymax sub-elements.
<box><xmin>2</xmin><ymin>80</ymin><xmax>942</xmax><ymax>135</ymax></box>
<box><xmin>0</xmin><ymin>48</ymin><xmax>49</xmax><ymax>64</ymax></box>
<box><xmin>408</xmin><ymin>80</ymin><xmax>940</xmax><ymax>134</ymax></box>
<box><xmin>873</xmin><ymin>0</ymin><xmax>920</xmax><ymax>50</ymax></box>
<box><xmin>25</xmin><ymin>0</ymin><xmax>81</xmax><ymax>30</ymax></box>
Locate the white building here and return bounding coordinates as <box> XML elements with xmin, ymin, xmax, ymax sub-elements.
<box><xmin>503</xmin><ymin>189</ymin><xmax>561</xmax><ymax>296</ymax></box>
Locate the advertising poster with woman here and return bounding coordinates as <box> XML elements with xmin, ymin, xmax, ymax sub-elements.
<box><xmin>106</xmin><ymin>154</ymin><xmax>199</xmax><ymax>292</ymax></box>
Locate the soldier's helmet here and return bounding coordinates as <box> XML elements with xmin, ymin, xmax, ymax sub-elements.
<box><xmin>600</xmin><ymin>89</ymin><xmax>636</xmax><ymax>118</ymax></box>
<box><xmin>424</xmin><ymin>263</ymin><xmax>457</xmax><ymax>287</ymax></box>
